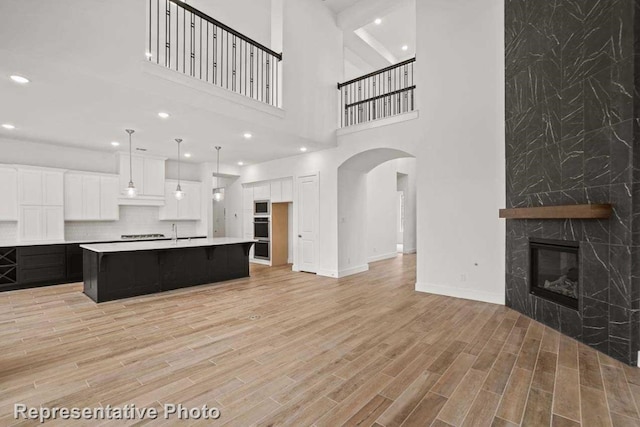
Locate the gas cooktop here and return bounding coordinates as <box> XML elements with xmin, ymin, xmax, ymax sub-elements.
<box><xmin>121</xmin><ymin>234</ymin><xmax>166</xmax><ymax>240</ymax></box>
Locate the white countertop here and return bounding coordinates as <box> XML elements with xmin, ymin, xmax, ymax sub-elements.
<box><xmin>80</xmin><ymin>237</ymin><xmax>257</xmax><ymax>253</ymax></box>
<box><xmin>0</xmin><ymin>236</ymin><xmax>207</xmax><ymax>248</ymax></box>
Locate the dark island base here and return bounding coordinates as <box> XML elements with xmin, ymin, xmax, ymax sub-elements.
<box><xmin>83</xmin><ymin>243</ymin><xmax>254</xmax><ymax>303</ymax></box>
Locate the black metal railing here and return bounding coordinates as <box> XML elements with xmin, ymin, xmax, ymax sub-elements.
<box><xmin>337</xmin><ymin>58</ymin><xmax>416</xmax><ymax>127</ymax></box>
<box><xmin>147</xmin><ymin>0</ymin><xmax>282</xmax><ymax>107</ymax></box>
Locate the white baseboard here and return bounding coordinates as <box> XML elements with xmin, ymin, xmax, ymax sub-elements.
<box><xmin>368</xmin><ymin>252</ymin><xmax>398</xmax><ymax>263</ymax></box>
<box><xmin>415</xmin><ymin>282</ymin><xmax>505</xmax><ymax>305</ymax></box>
<box><xmin>402</xmin><ymin>247</ymin><xmax>416</xmax><ymax>254</ymax></box>
<box><xmin>317</xmin><ymin>269</ymin><xmax>338</xmax><ymax>278</ymax></box>
<box><xmin>250</xmin><ymin>259</ymin><xmax>271</xmax><ymax>266</ymax></box>
<box><xmin>338</xmin><ymin>264</ymin><xmax>369</xmax><ymax>278</ymax></box>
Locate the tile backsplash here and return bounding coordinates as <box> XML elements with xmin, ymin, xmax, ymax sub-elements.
<box><xmin>0</xmin><ymin>222</ymin><xmax>17</xmax><ymax>242</ymax></box>
<box><xmin>65</xmin><ymin>206</ymin><xmax>200</xmax><ymax>240</ymax></box>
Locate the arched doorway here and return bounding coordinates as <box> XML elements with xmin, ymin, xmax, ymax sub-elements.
<box><xmin>337</xmin><ymin>148</ymin><xmax>416</xmax><ymax>277</ymax></box>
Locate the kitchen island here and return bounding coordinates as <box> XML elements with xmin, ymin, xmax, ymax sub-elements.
<box><xmin>80</xmin><ymin>238</ymin><xmax>256</xmax><ymax>302</ymax></box>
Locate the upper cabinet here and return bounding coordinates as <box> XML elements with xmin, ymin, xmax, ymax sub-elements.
<box><xmin>17</xmin><ymin>167</ymin><xmax>64</xmax><ymax>242</ymax></box>
<box><xmin>18</xmin><ymin>168</ymin><xmax>63</xmax><ymax>206</ymax></box>
<box><xmin>271</xmin><ymin>178</ymin><xmax>293</xmax><ymax>203</ymax></box>
<box><xmin>64</xmin><ymin>172</ymin><xmax>119</xmax><ymax>221</ymax></box>
<box><xmin>0</xmin><ymin>166</ymin><xmax>18</xmax><ymax>221</ymax></box>
<box><xmin>158</xmin><ymin>180</ymin><xmax>202</xmax><ymax>221</ymax></box>
<box><xmin>117</xmin><ymin>153</ymin><xmax>166</xmax><ymax>205</ymax></box>
<box><xmin>253</xmin><ymin>183</ymin><xmax>270</xmax><ymax>201</ymax></box>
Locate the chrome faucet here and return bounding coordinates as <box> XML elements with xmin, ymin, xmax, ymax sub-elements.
<box><xmin>172</xmin><ymin>223</ymin><xmax>178</xmax><ymax>243</ymax></box>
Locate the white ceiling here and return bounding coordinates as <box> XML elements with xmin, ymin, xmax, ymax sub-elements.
<box><xmin>0</xmin><ymin>1</ymin><xmax>327</xmax><ymax>167</ymax></box>
<box><xmin>359</xmin><ymin>2</ymin><xmax>416</xmax><ymax>62</ymax></box>
<box><xmin>321</xmin><ymin>0</ymin><xmax>361</xmax><ymax>15</ymax></box>
<box><xmin>333</xmin><ymin>0</ymin><xmax>416</xmax><ymax>79</ymax></box>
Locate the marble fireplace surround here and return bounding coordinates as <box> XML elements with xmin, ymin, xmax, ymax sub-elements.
<box><xmin>504</xmin><ymin>0</ymin><xmax>640</xmax><ymax>365</ymax></box>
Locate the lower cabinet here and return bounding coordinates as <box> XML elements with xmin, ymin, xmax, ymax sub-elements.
<box><xmin>4</xmin><ymin>244</ymin><xmax>86</xmax><ymax>290</ymax></box>
<box><xmin>17</xmin><ymin>245</ymin><xmax>66</xmax><ymax>285</ymax></box>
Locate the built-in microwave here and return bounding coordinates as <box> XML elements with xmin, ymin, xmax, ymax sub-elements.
<box><xmin>254</xmin><ymin>200</ymin><xmax>270</xmax><ymax>216</ymax></box>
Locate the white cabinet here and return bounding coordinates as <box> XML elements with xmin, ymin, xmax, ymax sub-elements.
<box><xmin>43</xmin><ymin>171</ymin><xmax>64</xmax><ymax>205</ymax></box>
<box><xmin>270</xmin><ymin>180</ymin><xmax>282</xmax><ymax>203</ymax></box>
<box><xmin>17</xmin><ymin>167</ymin><xmax>64</xmax><ymax>242</ymax></box>
<box><xmin>159</xmin><ymin>180</ymin><xmax>202</xmax><ymax>220</ymax></box>
<box><xmin>0</xmin><ymin>167</ymin><xmax>18</xmax><ymax>221</ymax></box>
<box><xmin>19</xmin><ymin>169</ymin><xmax>44</xmax><ymax>205</ymax></box>
<box><xmin>82</xmin><ymin>175</ymin><xmax>101</xmax><ymax>219</ymax></box>
<box><xmin>243</xmin><ymin>186</ymin><xmax>254</xmax><ymax>210</ymax></box>
<box><xmin>270</xmin><ymin>178</ymin><xmax>293</xmax><ymax>203</ymax></box>
<box><xmin>18</xmin><ymin>168</ymin><xmax>63</xmax><ymax>206</ymax></box>
<box><xmin>19</xmin><ymin>206</ymin><xmax>42</xmax><ymax>241</ymax></box>
<box><xmin>118</xmin><ymin>153</ymin><xmax>166</xmax><ymax>205</ymax></box>
<box><xmin>43</xmin><ymin>207</ymin><xmax>64</xmax><ymax>240</ymax></box>
<box><xmin>64</xmin><ymin>172</ymin><xmax>120</xmax><ymax>221</ymax></box>
<box><xmin>281</xmin><ymin>178</ymin><xmax>293</xmax><ymax>202</ymax></box>
<box><xmin>64</xmin><ymin>173</ymin><xmax>84</xmax><ymax>220</ymax></box>
<box><xmin>19</xmin><ymin>206</ymin><xmax>64</xmax><ymax>241</ymax></box>
<box><xmin>100</xmin><ymin>176</ymin><xmax>120</xmax><ymax>220</ymax></box>
<box><xmin>253</xmin><ymin>183</ymin><xmax>270</xmax><ymax>200</ymax></box>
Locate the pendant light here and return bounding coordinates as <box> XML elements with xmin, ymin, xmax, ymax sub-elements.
<box><xmin>174</xmin><ymin>138</ymin><xmax>185</xmax><ymax>200</ymax></box>
<box><xmin>213</xmin><ymin>146</ymin><xmax>224</xmax><ymax>202</ymax></box>
<box><xmin>125</xmin><ymin>129</ymin><xmax>137</xmax><ymax>197</ymax></box>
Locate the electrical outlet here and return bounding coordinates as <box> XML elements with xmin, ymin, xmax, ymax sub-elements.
<box><xmin>460</xmin><ymin>274</ymin><xmax>467</xmax><ymax>282</ymax></box>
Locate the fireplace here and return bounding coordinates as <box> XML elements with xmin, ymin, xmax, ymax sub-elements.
<box><xmin>529</xmin><ymin>238</ymin><xmax>579</xmax><ymax>310</ymax></box>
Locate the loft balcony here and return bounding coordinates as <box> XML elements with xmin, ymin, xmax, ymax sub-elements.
<box><xmin>146</xmin><ymin>0</ymin><xmax>282</xmax><ymax>108</ymax></box>
<box><xmin>337</xmin><ymin>58</ymin><xmax>416</xmax><ymax>128</ymax></box>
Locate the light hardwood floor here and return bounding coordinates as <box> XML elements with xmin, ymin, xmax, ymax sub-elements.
<box><xmin>1</xmin><ymin>254</ymin><xmax>639</xmax><ymax>426</ymax></box>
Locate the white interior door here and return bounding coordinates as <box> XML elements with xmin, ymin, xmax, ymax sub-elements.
<box><xmin>297</xmin><ymin>174</ymin><xmax>318</xmax><ymax>273</ymax></box>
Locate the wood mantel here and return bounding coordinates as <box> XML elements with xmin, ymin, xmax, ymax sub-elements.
<box><xmin>499</xmin><ymin>204</ymin><xmax>612</xmax><ymax>219</ymax></box>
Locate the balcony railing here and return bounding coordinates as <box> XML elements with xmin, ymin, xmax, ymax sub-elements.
<box><xmin>337</xmin><ymin>58</ymin><xmax>416</xmax><ymax>128</ymax></box>
<box><xmin>147</xmin><ymin>0</ymin><xmax>282</xmax><ymax>107</ymax></box>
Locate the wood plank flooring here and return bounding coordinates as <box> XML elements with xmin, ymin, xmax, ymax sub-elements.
<box><xmin>1</xmin><ymin>254</ymin><xmax>639</xmax><ymax>426</ymax></box>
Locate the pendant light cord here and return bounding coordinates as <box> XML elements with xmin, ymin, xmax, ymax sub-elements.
<box><xmin>215</xmin><ymin>146</ymin><xmax>221</xmax><ymax>188</ymax></box>
<box><xmin>177</xmin><ymin>139</ymin><xmax>181</xmax><ymax>187</ymax></box>
<box><xmin>126</xmin><ymin>129</ymin><xmax>134</xmax><ymax>184</ymax></box>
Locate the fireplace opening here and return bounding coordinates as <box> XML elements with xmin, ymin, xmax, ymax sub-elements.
<box><xmin>529</xmin><ymin>238</ymin><xmax>579</xmax><ymax>310</ymax></box>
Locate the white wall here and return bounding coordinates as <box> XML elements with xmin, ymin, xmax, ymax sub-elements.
<box><xmin>282</xmin><ymin>0</ymin><xmax>343</xmax><ymax>144</ymax></box>
<box><xmin>415</xmin><ymin>0</ymin><xmax>505</xmax><ymax>304</ymax></box>
<box><xmin>397</xmin><ymin>157</ymin><xmax>416</xmax><ymax>253</ymax></box>
<box><xmin>338</xmin><ymin>167</ymin><xmax>368</xmax><ymax>275</ymax></box>
<box><xmin>366</xmin><ymin>158</ymin><xmax>416</xmax><ymax>263</ymax></box>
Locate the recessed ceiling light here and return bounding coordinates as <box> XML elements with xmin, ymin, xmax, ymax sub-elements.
<box><xmin>237</xmin><ymin>161</ymin><xmax>244</xmax><ymax>166</ymax></box>
<box><xmin>10</xmin><ymin>75</ymin><xmax>29</xmax><ymax>84</ymax></box>
<box><xmin>1</xmin><ymin>124</ymin><xmax>15</xmax><ymax>130</ymax></box>
<box><xmin>402</xmin><ymin>45</ymin><xmax>409</xmax><ymax>51</ymax></box>
<box><xmin>111</xmin><ymin>141</ymin><xmax>120</xmax><ymax>147</ymax></box>
<box><xmin>158</xmin><ymin>112</ymin><xmax>170</xmax><ymax>119</ymax></box>
<box><xmin>145</xmin><ymin>52</ymin><xmax>153</xmax><ymax>58</ymax></box>
<box><xmin>243</xmin><ymin>132</ymin><xmax>252</xmax><ymax>139</ymax></box>
<box><xmin>300</xmin><ymin>147</ymin><xmax>307</xmax><ymax>152</ymax></box>
<box><xmin>184</xmin><ymin>153</ymin><xmax>191</xmax><ymax>158</ymax></box>
<box><xmin>374</xmin><ymin>18</ymin><xmax>382</xmax><ymax>25</ymax></box>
